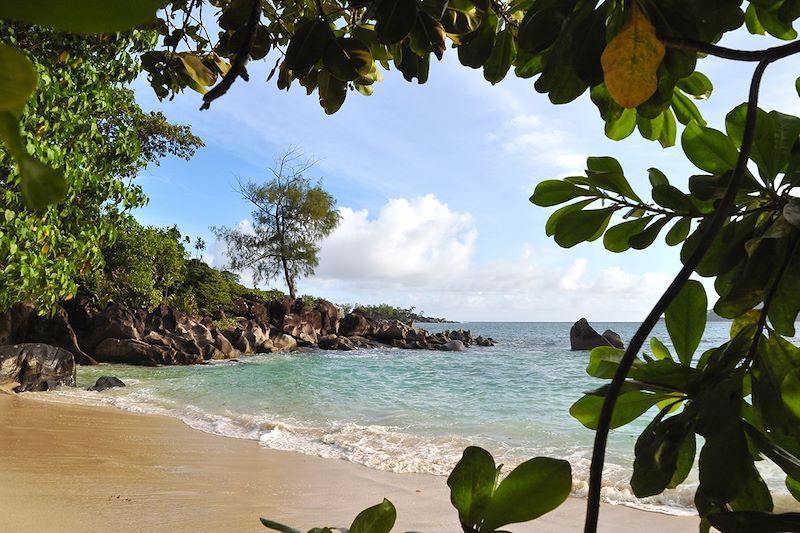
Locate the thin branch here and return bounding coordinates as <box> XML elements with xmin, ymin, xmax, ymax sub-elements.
<box><xmin>582</xmin><ymin>43</ymin><xmax>800</xmax><ymax>532</ymax></box>
<box><xmin>661</xmin><ymin>36</ymin><xmax>800</xmax><ymax>63</ymax></box>
<box><xmin>201</xmin><ymin>0</ymin><xmax>262</xmax><ymax>110</ymax></box>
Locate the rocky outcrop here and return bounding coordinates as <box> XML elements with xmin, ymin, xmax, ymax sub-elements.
<box><xmin>87</xmin><ymin>376</ymin><xmax>126</xmax><ymax>392</ymax></box>
<box><xmin>0</xmin><ymin>343</ymin><xmax>75</xmax><ymax>392</ymax></box>
<box><xmin>0</xmin><ymin>296</ymin><xmax>489</xmax><ymax>372</ymax></box>
<box><xmin>570</xmin><ymin>318</ymin><xmax>624</xmax><ymax>351</ymax></box>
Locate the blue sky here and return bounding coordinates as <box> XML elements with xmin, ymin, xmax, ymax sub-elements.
<box><xmin>132</xmin><ymin>30</ymin><xmax>800</xmax><ymax>321</ymax></box>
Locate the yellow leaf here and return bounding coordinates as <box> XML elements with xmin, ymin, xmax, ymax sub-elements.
<box><xmin>41</xmin><ymin>244</ymin><xmax>49</xmax><ymax>254</ymax></box>
<box><xmin>177</xmin><ymin>53</ymin><xmax>217</xmax><ymax>88</ymax></box>
<box><xmin>64</xmin><ymin>292</ymin><xmax>74</xmax><ymax>301</ymax></box>
<box><xmin>601</xmin><ymin>4</ymin><xmax>665</xmax><ymax>109</ymax></box>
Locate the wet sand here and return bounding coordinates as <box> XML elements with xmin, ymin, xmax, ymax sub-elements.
<box><xmin>0</xmin><ymin>395</ymin><xmax>698</xmax><ymax>532</ymax></box>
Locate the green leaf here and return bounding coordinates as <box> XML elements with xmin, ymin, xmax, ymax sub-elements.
<box><xmin>788</xmin><ymin>477</ymin><xmax>800</xmax><ymax>502</ymax></box>
<box><xmin>324</xmin><ymin>38</ymin><xmax>373</xmax><ymax>81</ymax></box>
<box><xmin>479</xmin><ymin>457</ymin><xmax>572</xmax><ymax>532</ymax></box>
<box><xmin>285</xmin><ymin>20</ymin><xmax>333</xmax><ymax>72</ymax></box>
<box><xmin>458</xmin><ymin>11</ymin><xmax>498</xmax><ymax>69</ymax></box>
<box><xmin>605</xmin><ymin>108</ymin><xmax>637</xmax><ymax>140</ymax></box>
<box><xmin>650</xmin><ymin>337</ymin><xmax>672</xmax><ymax>360</ymax></box>
<box><xmin>545</xmin><ymin>199</ymin><xmax>596</xmax><ymax>237</ymax></box>
<box><xmin>554</xmin><ymin>207</ymin><xmax>618</xmax><ymax>248</ymax></box>
<box><xmin>742</xmin><ymin>422</ymin><xmax>800</xmax><ymax>480</ymax></box>
<box><xmin>665</xmin><ymin>280</ymin><xmax>707</xmax><ymax>365</ymax></box>
<box><xmin>483</xmin><ymin>27</ymin><xmax>515</xmax><ymax>84</ymax></box>
<box><xmin>676</xmin><ymin>72</ymin><xmax>713</xmax><ymax>98</ymax></box>
<box><xmin>672</xmin><ymin>89</ymin><xmax>706</xmax><ymax>126</ymax></box>
<box><xmin>447</xmin><ymin>446</ymin><xmax>497</xmax><ymax>527</ymax></box>
<box><xmin>682</xmin><ymin>121</ymin><xmax>739</xmax><ymax>174</ymax></box>
<box><xmin>781</xmin><ymin>369</ymin><xmax>800</xmax><ymax>420</ymax></box>
<box><xmin>659</xmin><ymin>108</ymin><xmax>677</xmax><ymax>148</ymax></box>
<box><xmin>784</xmin><ymin>199</ymin><xmax>800</xmax><ymax>229</ymax></box>
<box><xmin>603</xmin><ymin>216</ymin><xmax>651</xmax><ymax>253</ymax></box>
<box><xmin>376</xmin><ymin>0</ymin><xmax>418</xmax><ymax>44</ymax></box>
<box><xmin>652</xmin><ymin>185</ymin><xmax>692</xmax><ymax>213</ymax></box>
<box><xmin>350</xmin><ymin>499</ymin><xmax>396</xmax><ymax>533</ymax></box>
<box><xmin>317</xmin><ymin>71</ymin><xmax>347</xmax><ymax>115</ymax></box>
<box><xmin>0</xmin><ymin>0</ymin><xmax>162</xmax><ymax>33</ymax></box>
<box><xmin>586</xmin><ymin>345</ymin><xmax>635</xmax><ymax>378</ymax></box>
<box><xmin>259</xmin><ymin>518</ymin><xmax>303</xmax><ymax>533</ymax></box>
<box><xmin>410</xmin><ymin>11</ymin><xmax>446</xmax><ymax>60</ymax></box>
<box><xmin>628</xmin><ymin>216</ymin><xmax>670</xmax><ymax>250</ymax></box>
<box><xmin>631</xmin><ymin>410</ymin><xmax>694</xmax><ymax>497</ymax></box>
<box><xmin>20</xmin><ymin>156</ymin><xmax>67</xmax><ymax>210</ymax></box>
<box><xmin>0</xmin><ymin>45</ymin><xmax>38</xmax><ymax>111</ymax></box>
<box><xmin>530</xmin><ymin>180</ymin><xmax>592</xmax><ymax>207</ymax></box>
<box><xmin>570</xmin><ymin>389</ymin><xmax>667</xmax><ymax>430</ymax></box>
<box><xmin>586</xmin><ymin>156</ymin><xmax>643</xmax><ymax>202</ymax></box>
<box><xmin>648</xmin><ymin>167</ymin><xmax>669</xmax><ymax>187</ymax></box>
<box><xmin>518</xmin><ymin>7</ymin><xmax>564</xmax><ymax>53</ymax></box>
<box><xmin>665</xmin><ymin>217</ymin><xmax>691</xmax><ymax>246</ymax></box>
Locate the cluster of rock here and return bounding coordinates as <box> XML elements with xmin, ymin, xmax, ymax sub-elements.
<box><xmin>570</xmin><ymin>318</ymin><xmax>624</xmax><ymax>351</ymax></box>
<box><xmin>0</xmin><ymin>298</ymin><xmax>494</xmax><ymax>389</ymax></box>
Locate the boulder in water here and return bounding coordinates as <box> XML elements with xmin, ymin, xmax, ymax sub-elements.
<box><xmin>87</xmin><ymin>376</ymin><xmax>126</xmax><ymax>392</ymax></box>
<box><xmin>570</xmin><ymin>318</ymin><xmax>624</xmax><ymax>351</ymax></box>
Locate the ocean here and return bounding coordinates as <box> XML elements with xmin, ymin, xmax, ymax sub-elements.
<box><xmin>39</xmin><ymin>321</ymin><xmax>795</xmax><ymax>515</ymax></box>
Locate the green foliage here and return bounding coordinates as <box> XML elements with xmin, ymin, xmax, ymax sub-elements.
<box><xmin>88</xmin><ymin>218</ymin><xmax>187</xmax><ymax>310</ymax></box>
<box><xmin>446</xmin><ymin>447</ymin><xmax>571</xmax><ymax>532</ymax></box>
<box><xmin>213</xmin><ymin>150</ymin><xmax>339</xmax><ymax>301</ymax></box>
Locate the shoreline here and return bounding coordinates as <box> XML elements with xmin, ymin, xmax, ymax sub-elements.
<box><xmin>0</xmin><ymin>394</ymin><xmax>698</xmax><ymax>532</ymax></box>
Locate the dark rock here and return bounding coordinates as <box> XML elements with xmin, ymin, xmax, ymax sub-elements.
<box><xmin>570</xmin><ymin>318</ymin><xmax>616</xmax><ymax>351</ymax></box>
<box><xmin>339</xmin><ymin>313</ymin><xmax>373</xmax><ymax>337</ymax></box>
<box><xmin>314</xmin><ymin>299</ymin><xmax>342</xmax><ymax>336</ymax></box>
<box><xmin>282</xmin><ymin>312</ymin><xmax>321</xmax><ymax>345</ymax></box>
<box><xmin>230</xmin><ymin>298</ymin><xmax>250</xmax><ymax>318</ymax></box>
<box><xmin>87</xmin><ymin>376</ymin><xmax>126</xmax><ymax>392</ymax></box>
<box><xmin>93</xmin><ymin>338</ymin><xmax>202</xmax><ymax>366</ymax></box>
<box><xmin>211</xmin><ymin>308</ymin><xmax>226</xmax><ymax>321</ymax></box>
<box><xmin>267</xmin><ymin>298</ymin><xmax>293</xmax><ymax>326</ymax></box>
<box><xmin>318</xmin><ymin>334</ymin><xmax>355</xmax><ymax>351</ymax></box>
<box><xmin>601</xmin><ymin>329</ymin><xmax>624</xmax><ymax>349</ymax></box>
<box><xmin>475</xmin><ymin>336</ymin><xmax>495</xmax><ymax>347</ymax></box>
<box><xmin>0</xmin><ymin>303</ymin><xmax>34</xmax><ymax>346</ymax></box>
<box><xmin>80</xmin><ymin>303</ymin><xmax>143</xmax><ymax>354</ymax></box>
<box><xmin>0</xmin><ymin>343</ymin><xmax>76</xmax><ymax>392</ymax></box>
<box><xmin>271</xmin><ymin>333</ymin><xmax>298</xmax><ymax>352</ymax></box>
<box><xmin>440</xmin><ymin>339</ymin><xmax>466</xmax><ymax>352</ymax></box>
<box><xmin>26</xmin><ymin>306</ymin><xmax>97</xmax><ymax>365</ymax></box>
<box><xmin>250</xmin><ymin>302</ymin><xmax>269</xmax><ymax>324</ymax></box>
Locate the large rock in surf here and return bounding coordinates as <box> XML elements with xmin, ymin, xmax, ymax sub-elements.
<box><xmin>0</xmin><ymin>343</ymin><xmax>76</xmax><ymax>392</ymax></box>
<box><xmin>570</xmin><ymin>318</ymin><xmax>624</xmax><ymax>351</ymax></box>
<box><xmin>339</xmin><ymin>313</ymin><xmax>372</xmax><ymax>337</ymax></box>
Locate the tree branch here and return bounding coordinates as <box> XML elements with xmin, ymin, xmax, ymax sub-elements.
<box><xmin>200</xmin><ymin>0</ymin><xmax>262</xmax><ymax>110</ymax></box>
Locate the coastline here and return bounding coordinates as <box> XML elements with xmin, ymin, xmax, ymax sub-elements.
<box><xmin>0</xmin><ymin>394</ymin><xmax>698</xmax><ymax>533</ymax></box>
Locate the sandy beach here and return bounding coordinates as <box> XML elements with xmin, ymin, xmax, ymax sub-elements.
<box><xmin>0</xmin><ymin>394</ymin><xmax>698</xmax><ymax>532</ymax></box>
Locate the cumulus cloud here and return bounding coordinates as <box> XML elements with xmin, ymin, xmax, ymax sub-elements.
<box><xmin>314</xmin><ymin>195</ymin><xmax>477</xmax><ymax>283</ymax></box>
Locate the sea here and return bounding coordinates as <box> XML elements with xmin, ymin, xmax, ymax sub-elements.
<box><xmin>37</xmin><ymin>321</ymin><xmax>797</xmax><ymax>515</ymax></box>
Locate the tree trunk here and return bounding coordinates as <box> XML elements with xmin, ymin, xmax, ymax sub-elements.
<box><xmin>282</xmin><ymin>256</ymin><xmax>296</xmax><ymax>300</ymax></box>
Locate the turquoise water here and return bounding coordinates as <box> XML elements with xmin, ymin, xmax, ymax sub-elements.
<box><xmin>41</xmin><ymin>321</ymin><xmax>793</xmax><ymax>514</ymax></box>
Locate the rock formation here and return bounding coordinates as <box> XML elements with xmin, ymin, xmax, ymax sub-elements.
<box><xmin>570</xmin><ymin>318</ymin><xmax>624</xmax><ymax>351</ymax></box>
<box><xmin>0</xmin><ymin>297</ymin><xmax>493</xmax><ymax>375</ymax></box>
<box><xmin>0</xmin><ymin>343</ymin><xmax>75</xmax><ymax>392</ymax></box>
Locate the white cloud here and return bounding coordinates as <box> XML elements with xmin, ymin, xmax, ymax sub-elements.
<box><xmin>492</xmin><ymin>113</ymin><xmax>588</xmax><ymax>173</ymax></box>
<box><xmin>315</xmin><ymin>194</ymin><xmax>477</xmax><ymax>283</ymax></box>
